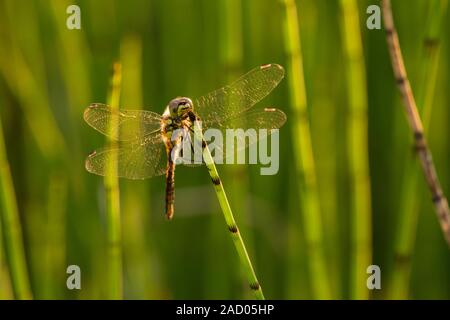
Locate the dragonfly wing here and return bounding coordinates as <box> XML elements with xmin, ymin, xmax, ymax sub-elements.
<box><xmin>85</xmin><ymin>135</ymin><xmax>167</xmax><ymax>180</ymax></box>
<box><xmin>84</xmin><ymin>103</ymin><xmax>162</xmax><ymax>141</ymax></box>
<box><xmin>194</xmin><ymin>64</ymin><xmax>285</xmax><ymax>124</ymax></box>
<box><xmin>202</xmin><ymin>108</ymin><xmax>287</xmax><ymax>163</ymax></box>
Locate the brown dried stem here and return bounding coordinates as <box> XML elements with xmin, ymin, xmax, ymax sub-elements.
<box><xmin>381</xmin><ymin>0</ymin><xmax>450</xmax><ymax>246</ymax></box>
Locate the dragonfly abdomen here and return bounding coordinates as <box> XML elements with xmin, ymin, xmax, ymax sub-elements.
<box><xmin>163</xmin><ymin>132</ymin><xmax>183</xmax><ymax>220</ymax></box>
<box><xmin>165</xmin><ymin>159</ymin><xmax>176</xmax><ymax>220</ymax></box>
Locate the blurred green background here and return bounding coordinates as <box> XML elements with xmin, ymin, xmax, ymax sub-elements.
<box><xmin>0</xmin><ymin>0</ymin><xmax>449</xmax><ymax>299</ymax></box>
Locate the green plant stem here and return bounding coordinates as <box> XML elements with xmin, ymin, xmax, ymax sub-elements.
<box><xmin>220</xmin><ymin>0</ymin><xmax>243</xmax><ymax>72</ymax></box>
<box><xmin>0</xmin><ymin>221</ymin><xmax>13</xmax><ymax>299</ymax></box>
<box><xmin>43</xmin><ymin>174</ymin><xmax>67</xmax><ymax>299</ymax></box>
<box><xmin>104</xmin><ymin>62</ymin><xmax>123</xmax><ymax>299</ymax></box>
<box><xmin>193</xmin><ymin>121</ymin><xmax>264</xmax><ymax>300</ymax></box>
<box><xmin>389</xmin><ymin>0</ymin><xmax>448</xmax><ymax>299</ymax></box>
<box><xmin>120</xmin><ymin>35</ymin><xmax>163</xmax><ymax>298</ymax></box>
<box><xmin>0</xmin><ymin>114</ymin><xmax>32</xmax><ymax>299</ymax></box>
<box><xmin>339</xmin><ymin>0</ymin><xmax>373</xmax><ymax>300</ymax></box>
<box><xmin>280</xmin><ymin>0</ymin><xmax>332</xmax><ymax>299</ymax></box>
<box><xmin>218</xmin><ymin>0</ymin><xmax>252</xmax><ymax>298</ymax></box>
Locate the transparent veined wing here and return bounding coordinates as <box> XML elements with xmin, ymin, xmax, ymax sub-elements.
<box><xmin>85</xmin><ymin>135</ymin><xmax>167</xmax><ymax>180</ymax></box>
<box><xmin>180</xmin><ymin>108</ymin><xmax>287</xmax><ymax>165</ymax></box>
<box><xmin>83</xmin><ymin>103</ymin><xmax>162</xmax><ymax>141</ymax></box>
<box><xmin>194</xmin><ymin>64</ymin><xmax>285</xmax><ymax>125</ymax></box>
<box><xmin>204</xmin><ymin>107</ymin><xmax>287</xmax><ymax>132</ymax></box>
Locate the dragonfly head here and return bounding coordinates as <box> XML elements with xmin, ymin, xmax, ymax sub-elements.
<box><xmin>168</xmin><ymin>97</ymin><xmax>194</xmax><ymax>117</ymax></box>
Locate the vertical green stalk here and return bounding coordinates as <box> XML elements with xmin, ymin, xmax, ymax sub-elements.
<box><xmin>120</xmin><ymin>35</ymin><xmax>162</xmax><ymax>298</ymax></box>
<box><xmin>104</xmin><ymin>62</ymin><xmax>123</xmax><ymax>299</ymax></box>
<box><xmin>217</xmin><ymin>0</ymin><xmax>252</xmax><ymax>298</ymax></box>
<box><xmin>280</xmin><ymin>0</ymin><xmax>332</xmax><ymax>299</ymax></box>
<box><xmin>0</xmin><ymin>1</ymin><xmax>67</xmax><ymax>299</ymax></box>
<box><xmin>389</xmin><ymin>0</ymin><xmax>448</xmax><ymax>299</ymax></box>
<box><xmin>0</xmin><ymin>18</ymin><xmax>65</xmax><ymax>161</ymax></box>
<box><xmin>0</xmin><ymin>113</ymin><xmax>32</xmax><ymax>299</ymax></box>
<box><xmin>220</xmin><ymin>0</ymin><xmax>243</xmax><ymax>74</ymax></box>
<box><xmin>0</xmin><ymin>219</ymin><xmax>13</xmax><ymax>299</ymax></box>
<box><xmin>48</xmin><ymin>0</ymin><xmax>91</xmax><ymax>198</ymax></box>
<box><xmin>339</xmin><ymin>0</ymin><xmax>372</xmax><ymax>300</ymax></box>
<box><xmin>193</xmin><ymin>121</ymin><xmax>264</xmax><ymax>300</ymax></box>
<box><xmin>43</xmin><ymin>175</ymin><xmax>67</xmax><ymax>299</ymax></box>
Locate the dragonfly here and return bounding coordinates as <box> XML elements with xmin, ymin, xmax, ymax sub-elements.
<box><xmin>84</xmin><ymin>63</ymin><xmax>287</xmax><ymax>220</ymax></box>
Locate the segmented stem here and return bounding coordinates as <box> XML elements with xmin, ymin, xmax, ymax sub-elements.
<box><xmin>339</xmin><ymin>0</ymin><xmax>372</xmax><ymax>299</ymax></box>
<box><xmin>280</xmin><ymin>0</ymin><xmax>332</xmax><ymax>298</ymax></box>
<box><xmin>381</xmin><ymin>0</ymin><xmax>450</xmax><ymax>247</ymax></box>
<box><xmin>104</xmin><ymin>62</ymin><xmax>123</xmax><ymax>299</ymax></box>
<box><xmin>387</xmin><ymin>0</ymin><xmax>449</xmax><ymax>299</ymax></box>
<box><xmin>193</xmin><ymin>120</ymin><xmax>264</xmax><ymax>300</ymax></box>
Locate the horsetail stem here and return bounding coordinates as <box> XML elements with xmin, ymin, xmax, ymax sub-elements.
<box><xmin>104</xmin><ymin>62</ymin><xmax>123</xmax><ymax>299</ymax></box>
<box><xmin>219</xmin><ymin>0</ymin><xmax>252</xmax><ymax>298</ymax></box>
<box><xmin>382</xmin><ymin>0</ymin><xmax>450</xmax><ymax>247</ymax></box>
<box><xmin>388</xmin><ymin>0</ymin><xmax>449</xmax><ymax>299</ymax></box>
<box><xmin>280</xmin><ymin>0</ymin><xmax>332</xmax><ymax>299</ymax></box>
<box><xmin>193</xmin><ymin>120</ymin><xmax>264</xmax><ymax>300</ymax></box>
<box><xmin>339</xmin><ymin>0</ymin><xmax>373</xmax><ymax>300</ymax></box>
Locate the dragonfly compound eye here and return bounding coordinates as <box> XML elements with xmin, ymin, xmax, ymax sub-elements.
<box><xmin>176</xmin><ymin>98</ymin><xmax>193</xmax><ymax>113</ymax></box>
<box><xmin>168</xmin><ymin>97</ymin><xmax>192</xmax><ymax>115</ymax></box>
